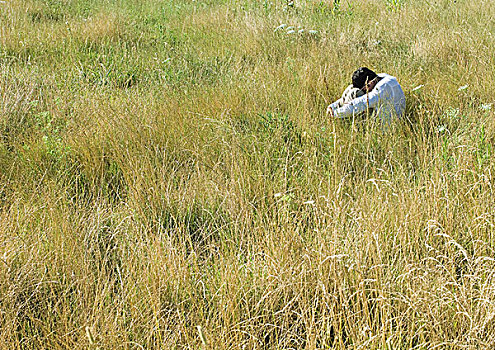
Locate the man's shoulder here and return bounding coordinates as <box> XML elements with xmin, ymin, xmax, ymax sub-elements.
<box><xmin>376</xmin><ymin>73</ymin><xmax>401</xmax><ymax>89</ymax></box>
<box><xmin>378</xmin><ymin>73</ymin><xmax>397</xmax><ymax>81</ymax></box>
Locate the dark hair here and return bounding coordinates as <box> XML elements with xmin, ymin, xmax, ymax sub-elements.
<box><xmin>352</xmin><ymin>67</ymin><xmax>378</xmax><ymax>89</ymax></box>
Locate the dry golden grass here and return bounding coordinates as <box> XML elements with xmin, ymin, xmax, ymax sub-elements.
<box><xmin>1</xmin><ymin>0</ymin><xmax>495</xmax><ymax>349</ymax></box>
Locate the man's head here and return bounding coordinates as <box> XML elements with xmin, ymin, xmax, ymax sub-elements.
<box><xmin>352</xmin><ymin>67</ymin><xmax>378</xmax><ymax>92</ymax></box>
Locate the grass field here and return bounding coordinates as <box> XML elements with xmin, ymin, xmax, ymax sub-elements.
<box><xmin>1</xmin><ymin>0</ymin><xmax>495</xmax><ymax>348</ymax></box>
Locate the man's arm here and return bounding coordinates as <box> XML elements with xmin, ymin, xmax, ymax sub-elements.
<box><xmin>328</xmin><ymin>87</ymin><xmax>382</xmax><ymax>119</ymax></box>
<box><xmin>326</xmin><ymin>99</ymin><xmax>341</xmax><ymax>117</ymax></box>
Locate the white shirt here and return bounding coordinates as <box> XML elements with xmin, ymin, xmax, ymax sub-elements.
<box><xmin>328</xmin><ymin>73</ymin><xmax>406</xmax><ymax>122</ymax></box>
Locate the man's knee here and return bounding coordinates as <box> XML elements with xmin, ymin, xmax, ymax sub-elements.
<box><xmin>342</xmin><ymin>84</ymin><xmax>364</xmax><ymax>104</ymax></box>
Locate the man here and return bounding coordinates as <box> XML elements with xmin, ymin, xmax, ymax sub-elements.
<box><xmin>326</xmin><ymin>67</ymin><xmax>406</xmax><ymax>122</ymax></box>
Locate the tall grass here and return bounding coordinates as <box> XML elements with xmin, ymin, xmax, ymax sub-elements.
<box><xmin>1</xmin><ymin>0</ymin><xmax>495</xmax><ymax>348</ymax></box>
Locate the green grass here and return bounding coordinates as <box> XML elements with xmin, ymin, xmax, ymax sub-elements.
<box><xmin>1</xmin><ymin>0</ymin><xmax>495</xmax><ymax>348</ymax></box>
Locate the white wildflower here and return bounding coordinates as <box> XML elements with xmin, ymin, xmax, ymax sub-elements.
<box><xmin>274</xmin><ymin>24</ymin><xmax>287</xmax><ymax>32</ymax></box>
<box><xmin>458</xmin><ymin>84</ymin><xmax>468</xmax><ymax>91</ymax></box>
<box><xmin>436</xmin><ymin>125</ymin><xmax>449</xmax><ymax>134</ymax></box>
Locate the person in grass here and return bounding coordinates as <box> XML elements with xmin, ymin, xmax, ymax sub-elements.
<box><xmin>326</xmin><ymin>67</ymin><xmax>406</xmax><ymax>122</ymax></box>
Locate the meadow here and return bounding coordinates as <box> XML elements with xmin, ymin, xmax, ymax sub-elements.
<box><xmin>1</xmin><ymin>0</ymin><xmax>495</xmax><ymax>348</ymax></box>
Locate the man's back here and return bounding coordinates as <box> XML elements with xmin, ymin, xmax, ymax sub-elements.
<box><xmin>372</xmin><ymin>73</ymin><xmax>406</xmax><ymax>120</ymax></box>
